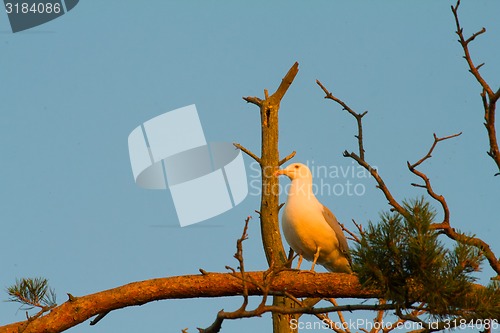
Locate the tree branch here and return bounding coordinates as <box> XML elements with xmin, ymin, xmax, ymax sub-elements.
<box><xmin>0</xmin><ymin>273</ymin><xmax>377</xmax><ymax>333</ymax></box>
<box><xmin>452</xmin><ymin>0</ymin><xmax>500</xmax><ymax>175</ymax></box>
<box><xmin>243</xmin><ymin>96</ymin><xmax>263</xmax><ymax>107</ymax></box>
<box><xmin>201</xmin><ymin>302</ymin><xmax>407</xmax><ymax>333</ymax></box>
<box><xmin>316</xmin><ymin>79</ymin><xmax>368</xmax><ymax>160</ymax></box>
<box><xmin>407</xmin><ymin>132</ymin><xmax>500</xmax><ymax>278</ymax></box>
<box><xmin>317</xmin><ymin>80</ymin><xmax>408</xmax><ymax>218</ymax></box>
<box><xmin>233</xmin><ymin>143</ymin><xmax>261</xmax><ymax>164</ymax></box>
<box><xmin>343</xmin><ymin>151</ymin><xmax>408</xmax><ymax>218</ymax></box>
<box><xmin>407</xmin><ymin>132</ymin><xmax>462</xmax><ymax>225</ymax></box>
<box><xmin>279</xmin><ymin>151</ymin><xmax>296</xmax><ymax>166</ymax></box>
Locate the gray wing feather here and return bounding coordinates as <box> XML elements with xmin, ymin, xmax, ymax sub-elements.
<box><xmin>321</xmin><ymin>205</ymin><xmax>351</xmax><ymax>260</ymax></box>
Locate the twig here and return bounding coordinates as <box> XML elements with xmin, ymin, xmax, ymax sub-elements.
<box><xmin>200</xmin><ymin>303</ymin><xmax>415</xmax><ymax>333</ymax></box>
<box><xmin>382</xmin><ymin>303</ymin><xmax>426</xmax><ymax>333</ymax></box>
<box><xmin>452</xmin><ymin>0</ymin><xmax>500</xmax><ymax>175</ymax></box>
<box><xmin>407</xmin><ymin>132</ymin><xmax>462</xmax><ymax>225</ymax></box>
<box><xmin>317</xmin><ymin>79</ymin><xmax>368</xmax><ymax>160</ymax></box>
<box><xmin>317</xmin><ymin>80</ymin><xmax>408</xmax><ymax>218</ymax></box>
<box><xmin>233</xmin><ymin>143</ymin><xmax>261</xmax><ymax>164</ymax></box>
<box><xmin>339</xmin><ymin>222</ymin><xmax>360</xmax><ymax>244</ymax></box>
<box><xmin>328</xmin><ymin>298</ymin><xmax>351</xmax><ymax>333</ymax></box>
<box><xmin>279</xmin><ymin>151</ymin><xmax>296</xmax><ymax>166</ymax></box>
<box><xmin>351</xmin><ymin>219</ymin><xmax>364</xmax><ymax>236</ymax></box>
<box><xmin>89</xmin><ymin>312</ymin><xmax>109</xmax><ymax>326</ymax></box>
<box><xmin>372</xmin><ymin>299</ymin><xmax>385</xmax><ymax>333</ymax></box>
<box><xmin>408</xmin><ymin>132</ymin><xmax>462</xmax><ymax>170</ymax></box>
<box><xmin>242</xmin><ymin>96</ymin><xmax>263</xmax><ymax>107</ymax></box>
<box><xmin>407</xmin><ymin>132</ymin><xmax>500</xmax><ymax>277</ymax></box>
<box><xmin>343</xmin><ymin>151</ymin><xmax>408</xmax><ymax>218</ymax></box>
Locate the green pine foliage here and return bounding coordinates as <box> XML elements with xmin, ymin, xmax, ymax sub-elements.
<box><xmin>352</xmin><ymin>198</ymin><xmax>499</xmax><ymax>320</ymax></box>
<box><xmin>7</xmin><ymin>277</ymin><xmax>57</xmax><ymax>311</ymax></box>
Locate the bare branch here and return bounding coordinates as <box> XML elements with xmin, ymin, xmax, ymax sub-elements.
<box><xmin>407</xmin><ymin>132</ymin><xmax>462</xmax><ymax>225</ymax></box>
<box><xmin>317</xmin><ymin>80</ymin><xmax>408</xmax><ymax>218</ymax></box>
<box><xmin>339</xmin><ymin>222</ymin><xmax>360</xmax><ymax>244</ymax></box>
<box><xmin>317</xmin><ymin>79</ymin><xmax>368</xmax><ymax>160</ymax></box>
<box><xmin>201</xmin><ymin>302</ymin><xmax>408</xmax><ymax>333</ymax></box>
<box><xmin>327</xmin><ymin>298</ymin><xmax>351</xmax><ymax>333</ymax></box>
<box><xmin>234</xmin><ymin>217</ymin><xmax>252</xmax><ymax>309</ymax></box>
<box><xmin>451</xmin><ymin>1</ymin><xmax>491</xmax><ymax>94</ymax></box>
<box><xmin>279</xmin><ymin>151</ymin><xmax>296</xmax><ymax>166</ymax></box>
<box><xmin>343</xmin><ymin>151</ymin><xmax>408</xmax><ymax>218</ymax></box>
<box><xmin>408</xmin><ymin>132</ymin><xmax>462</xmax><ymax>170</ymax></box>
<box><xmin>351</xmin><ymin>219</ymin><xmax>364</xmax><ymax>236</ymax></box>
<box><xmin>242</xmin><ymin>96</ymin><xmax>263</xmax><ymax>107</ymax></box>
<box><xmin>233</xmin><ymin>143</ymin><xmax>261</xmax><ymax>164</ymax></box>
<box><xmin>452</xmin><ymin>0</ymin><xmax>500</xmax><ymax>174</ymax></box>
<box><xmin>272</xmin><ymin>62</ymin><xmax>300</xmax><ymax>103</ymax></box>
<box><xmin>407</xmin><ymin>132</ymin><xmax>500</xmax><ymax>277</ymax></box>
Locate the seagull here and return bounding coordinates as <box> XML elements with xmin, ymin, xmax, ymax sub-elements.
<box><xmin>275</xmin><ymin>163</ymin><xmax>353</xmax><ymax>273</ymax></box>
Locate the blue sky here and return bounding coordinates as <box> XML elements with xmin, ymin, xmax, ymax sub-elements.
<box><xmin>1</xmin><ymin>1</ymin><xmax>499</xmax><ymax>332</ymax></box>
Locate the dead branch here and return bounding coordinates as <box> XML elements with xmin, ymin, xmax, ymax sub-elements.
<box><xmin>339</xmin><ymin>222</ymin><xmax>360</xmax><ymax>244</ymax></box>
<box><xmin>279</xmin><ymin>151</ymin><xmax>296</xmax><ymax>166</ymax></box>
<box><xmin>316</xmin><ymin>80</ymin><xmax>409</xmax><ymax>218</ymax></box>
<box><xmin>407</xmin><ymin>132</ymin><xmax>462</xmax><ymax>225</ymax></box>
<box><xmin>407</xmin><ymin>132</ymin><xmax>500</xmax><ymax>277</ymax></box>
<box><xmin>200</xmin><ymin>303</ymin><xmax>409</xmax><ymax>333</ymax></box>
<box><xmin>317</xmin><ymin>79</ymin><xmax>368</xmax><ymax>160</ymax></box>
<box><xmin>317</xmin><ymin>79</ymin><xmax>500</xmax><ymax>278</ymax></box>
<box><xmin>233</xmin><ymin>143</ymin><xmax>261</xmax><ymax>164</ymax></box>
<box><xmin>327</xmin><ymin>298</ymin><xmax>351</xmax><ymax>333</ymax></box>
<box><xmin>452</xmin><ymin>0</ymin><xmax>500</xmax><ymax>175</ymax></box>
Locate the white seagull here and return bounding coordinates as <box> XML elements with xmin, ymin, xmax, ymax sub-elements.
<box><xmin>275</xmin><ymin>163</ymin><xmax>353</xmax><ymax>273</ymax></box>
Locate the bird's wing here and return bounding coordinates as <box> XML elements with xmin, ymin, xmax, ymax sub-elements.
<box><xmin>321</xmin><ymin>205</ymin><xmax>351</xmax><ymax>260</ymax></box>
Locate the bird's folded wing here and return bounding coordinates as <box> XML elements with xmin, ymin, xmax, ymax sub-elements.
<box><xmin>321</xmin><ymin>205</ymin><xmax>351</xmax><ymax>260</ymax></box>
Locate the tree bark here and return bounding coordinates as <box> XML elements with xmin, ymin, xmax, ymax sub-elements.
<box><xmin>0</xmin><ymin>272</ymin><xmax>375</xmax><ymax>333</ymax></box>
<box><xmin>244</xmin><ymin>62</ymin><xmax>300</xmax><ymax>332</ymax></box>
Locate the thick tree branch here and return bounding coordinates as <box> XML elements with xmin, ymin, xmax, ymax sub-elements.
<box><xmin>0</xmin><ymin>272</ymin><xmax>377</xmax><ymax>333</ymax></box>
<box><xmin>452</xmin><ymin>0</ymin><xmax>500</xmax><ymax>175</ymax></box>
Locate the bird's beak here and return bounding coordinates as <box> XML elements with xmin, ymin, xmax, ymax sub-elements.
<box><xmin>274</xmin><ymin>169</ymin><xmax>286</xmax><ymax>177</ymax></box>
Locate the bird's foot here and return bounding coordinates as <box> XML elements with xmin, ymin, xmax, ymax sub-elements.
<box><xmin>298</xmin><ymin>269</ymin><xmax>316</xmax><ymax>275</ymax></box>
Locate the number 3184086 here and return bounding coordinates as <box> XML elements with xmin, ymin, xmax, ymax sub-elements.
<box><xmin>5</xmin><ymin>2</ymin><xmax>61</xmax><ymax>14</ymax></box>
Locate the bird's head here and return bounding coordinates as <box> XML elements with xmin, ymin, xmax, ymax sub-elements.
<box><xmin>275</xmin><ymin>163</ymin><xmax>312</xmax><ymax>181</ymax></box>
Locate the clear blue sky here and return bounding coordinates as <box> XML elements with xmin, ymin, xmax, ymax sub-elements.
<box><xmin>1</xmin><ymin>1</ymin><xmax>499</xmax><ymax>332</ymax></box>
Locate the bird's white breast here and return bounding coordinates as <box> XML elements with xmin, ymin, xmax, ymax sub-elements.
<box><xmin>282</xmin><ymin>195</ymin><xmax>340</xmax><ymax>262</ymax></box>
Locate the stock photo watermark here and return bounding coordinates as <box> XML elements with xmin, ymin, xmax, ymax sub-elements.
<box><xmin>290</xmin><ymin>318</ymin><xmax>499</xmax><ymax>331</ymax></box>
<box><xmin>3</xmin><ymin>0</ymin><xmax>79</xmax><ymax>33</ymax></box>
<box><xmin>128</xmin><ymin>105</ymin><xmax>248</xmax><ymax>227</ymax></box>
<box><xmin>249</xmin><ymin>160</ymin><xmax>377</xmax><ymax>198</ymax></box>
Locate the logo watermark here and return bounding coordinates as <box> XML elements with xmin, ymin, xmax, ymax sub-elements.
<box><xmin>128</xmin><ymin>105</ymin><xmax>248</xmax><ymax>227</ymax></box>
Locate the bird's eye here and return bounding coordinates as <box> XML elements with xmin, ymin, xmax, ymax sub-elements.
<box><xmin>294</xmin><ymin>165</ymin><xmax>299</xmax><ymax>169</ymax></box>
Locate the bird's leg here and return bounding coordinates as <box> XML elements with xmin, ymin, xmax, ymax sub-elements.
<box><xmin>310</xmin><ymin>247</ymin><xmax>321</xmax><ymax>272</ymax></box>
<box><xmin>296</xmin><ymin>254</ymin><xmax>303</xmax><ymax>270</ymax></box>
